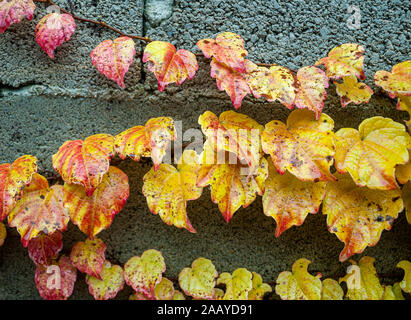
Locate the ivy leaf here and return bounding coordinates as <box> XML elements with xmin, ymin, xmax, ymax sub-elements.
<box><xmin>197</xmin><ymin>32</ymin><xmax>248</xmax><ymax>73</ymax></box>
<box><xmin>143</xmin><ymin>41</ymin><xmax>198</xmax><ymax>91</ymax></box>
<box><xmin>35</xmin><ymin>12</ymin><xmax>75</xmax><ymax>59</ymax></box>
<box><xmin>52</xmin><ymin>134</ymin><xmax>115</xmax><ymax>196</ymax></box>
<box><xmin>275</xmin><ymin>258</ymin><xmax>322</xmax><ymax>300</ymax></box>
<box><xmin>397</xmin><ymin>260</ymin><xmax>411</xmax><ymax>294</ymax></box>
<box><xmin>124</xmin><ymin>249</ymin><xmax>166</xmax><ymax>299</ymax></box>
<box><xmin>217</xmin><ymin>268</ymin><xmax>253</xmax><ymax>300</ymax></box>
<box><xmin>35</xmin><ymin>255</ymin><xmax>77</xmax><ymax>300</ymax></box>
<box><xmin>142</xmin><ymin>150</ymin><xmax>202</xmax><ymax>232</ymax></box>
<box><xmin>198</xmin><ymin>110</ymin><xmax>263</xmax><ymax>170</ymax></box>
<box><xmin>178</xmin><ymin>257</ymin><xmax>218</xmax><ymax>300</ymax></box>
<box><xmin>374</xmin><ymin>61</ymin><xmax>411</xmax><ymax>98</ymax></box>
<box><xmin>334</xmin><ymin>117</ymin><xmax>411</xmax><ymax>190</ymax></box>
<box><xmin>154</xmin><ymin>277</ymin><xmax>185</xmax><ymax>300</ymax></box>
<box><xmin>0</xmin><ymin>222</ymin><xmax>6</xmax><ymax>247</ymax></box>
<box><xmin>0</xmin><ymin>155</ymin><xmax>37</xmax><ymax>221</ymax></box>
<box><xmin>64</xmin><ymin>166</ymin><xmax>129</xmax><ymax>239</ymax></box>
<box><xmin>321</xmin><ymin>278</ymin><xmax>344</xmax><ymax>300</ymax></box>
<box><xmin>246</xmin><ymin>63</ymin><xmax>296</xmax><ymax>109</ymax></box>
<box><xmin>323</xmin><ymin>173</ymin><xmax>403</xmax><ymax>262</ymax></box>
<box><xmin>0</xmin><ymin>0</ymin><xmax>36</xmax><ymax>34</ymax></box>
<box><xmin>294</xmin><ymin>66</ymin><xmax>329</xmax><ymax>119</ymax></box>
<box><xmin>90</xmin><ymin>36</ymin><xmax>136</xmax><ymax>88</ymax></box>
<box><xmin>248</xmin><ymin>272</ymin><xmax>272</xmax><ymax>300</ymax></box>
<box><xmin>209</xmin><ymin>58</ymin><xmax>252</xmax><ymax>109</ymax></box>
<box><xmin>70</xmin><ymin>238</ymin><xmax>106</xmax><ymax>279</ymax></box>
<box><xmin>28</xmin><ymin>231</ymin><xmax>63</xmax><ymax>266</ymax></box>
<box><xmin>262</xmin><ymin>159</ymin><xmax>326</xmax><ymax>237</ymax></box>
<box><xmin>315</xmin><ymin>43</ymin><xmax>365</xmax><ymax>80</ymax></box>
<box><xmin>8</xmin><ymin>173</ymin><xmax>69</xmax><ymax>247</ymax></box>
<box><xmin>115</xmin><ymin>117</ymin><xmax>175</xmax><ymax>170</ymax></box>
<box><xmin>261</xmin><ymin>109</ymin><xmax>336</xmax><ymax>182</ymax></box>
<box><xmin>198</xmin><ymin>143</ymin><xmax>268</xmax><ymax>222</ymax></box>
<box><xmin>339</xmin><ymin>256</ymin><xmax>384</xmax><ymax>300</ymax></box>
<box><xmin>383</xmin><ymin>283</ymin><xmax>405</xmax><ymax>300</ymax></box>
<box><xmin>86</xmin><ymin>261</ymin><xmax>125</xmax><ymax>300</ymax></box>
<box><xmin>335</xmin><ymin>76</ymin><xmax>373</xmax><ymax>107</ymax></box>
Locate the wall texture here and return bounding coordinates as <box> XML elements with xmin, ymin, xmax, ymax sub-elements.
<box><xmin>0</xmin><ymin>0</ymin><xmax>410</xmax><ymax>299</ymax></box>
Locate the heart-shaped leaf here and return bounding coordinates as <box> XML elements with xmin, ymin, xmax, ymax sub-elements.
<box><xmin>86</xmin><ymin>261</ymin><xmax>125</xmax><ymax>300</ymax></box>
<box><xmin>0</xmin><ymin>0</ymin><xmax>36</xmax><ymax>34</ymax></box>
<box><xmin>70</xmin><ymin>237</ymin><xmax>106</xmax><ymax>279</ymax></box>
<box><xmin>335</xmin><ymin>76</ymin><xmax>373</xmax><ymax>107</ymax></box>
<box><xmin>217</xmin><ymin>268</ymin><xmax>253</xmax><ymax>300</ymax></box>
<box><xmin>28</xmin><ymin>231</ymin><xmax>63</xmax><ymax>266</ymax></box>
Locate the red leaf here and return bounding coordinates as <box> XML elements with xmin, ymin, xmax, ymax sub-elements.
<box><xmin>0</xmin><ymin>0</ymin><xmax>36</xmax><ymax>34</ymax></box>
<box><xmin>70</xmin><ymin>238</ymin><xmax>106</xmax><ymax>279</ymax></box>
<box><xmin>28</xmin><ymin>231</ymin><xmax>63</xmax><ymax>266</ymax></box>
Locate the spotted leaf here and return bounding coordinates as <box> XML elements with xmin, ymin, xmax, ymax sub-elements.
<box><xmin>0</xmin><ymin>0</ymin><xmax>35</xmax><ymax>34</ymax></box>
<box><xmin>70</xmin><ymin>237</ymin><xmax>106</xmax><ymax>279</ymax></box>
<box><xmin>28</xmin><ymin>231</ymin><xmax>63</xmax><ymax>266</ymax></box>
<box><xmin>335</xmin><ymin>76</ymin><xmax>373</xmax><ymax>107</ymax></box>
<box><xmin>86</xmin><ymin>261</ymin><xmax>124</xmax><ymax>300</ymax></box>
<box><xmin>374</xmin><ymin>61</ymin><xmax>411</xmax><ymax>98</ymax></box>
<box><xmin>217</xmin><ymin>268</ymin><xmax>253</xmax><ymax>300</ymax></box>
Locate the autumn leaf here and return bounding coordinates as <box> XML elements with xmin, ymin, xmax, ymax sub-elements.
<box><xmin>334</xmin><ymin>117</ymin><xmax>411</xmax><ymax>190</ymax></box>
<box><xmin>323</xmin><ymin>173</ymin><xmax>403</xmax><ymax>261</ymax></box>
<box><xmin>115</xmin><ymin>117</ymin><xmax>175</xmax><ymax>170</ymax></box>
<box><xmin>275</xmin><ymin>258</ymin><xmax>322</xmax><ymax>300</ymax></box>
<box><xmin>197</xmin><ymin>32</ymin><xmax>248</xmax><ymax>73</ymax></box>
<box><xmin>397</xmin><ymin>95</ymin><xmax>411</xmax><ymax>131</ymax></box>
<box><xmin>90</xmin><ymin>36</ymin><xmax>136</xmax><ymax>88</ymax></box>
<box><xmin>335</xmin><ymin>76</ymin><xmax>373</xmax><ymax>107</ymax></box>
<box><xmin>217</xmin><ymin>268</ymin><xmax>253</xmax><ymax>300</ymax></box>
<box><xmin>261</xmin><ymin>109</ymin><xmax>336</xmax><ymax>182</ymax></box>
<box><xmin>86</xmin><ymin>261</ymin><xmax>124</xmax><ymax>300</ymax></box>
<box><xmin>397</xmin><ymin>260</ymin><xmax>411</xmax><ymax>294</ymax></box>
<box><xmin>401</xmin><ymin>182</ymin><xmax>411</xmax><ymax>224</ymax></box>
<box><xmin>28</xmin><ymin>231</ymin><xmax>63</xmax><ymax>266</ymax></box>
<box><xmin>143</xmin><ymin>41</ymin><xmax>198</xmax><ymax>91</ymax></box>
<box><xmin>0</xmin><ymin>155</ymin><xmax>37</xmax><ymax>221</ymax></box>
<box><xmin>248</xmin><ymin>272</ymin><xmax>272</xmax><ymax>300</ymax></box>
<box><xmin>246</xmin><ymin>63</ymin><xmax>296</xmax><ymax>109</ymax></box>
<box><xmin>294</xmin><ymin>66</ymin><xmax>328</xmax><ymax>119</ymax></box>
<box><xmin>35</xmin><ymin>12</ymin><xmax>76</xmax><ymax>58</ymax></box>
<box><xmin>35</xmin><ymin>255</ymin><xmax>77</xmax><ymax>300</ymax></box>
<box><xmin>0</xmin><ymin>0</ymin><xmax>36</xmax><ymax>34</ymax></box>
<box><xmin>339</xmin><ymin>256</ymin><xmax>384</xmax><ymax>300</ymax></box>
<box><xmin>198</xmin><ymin>143</ymin><xmax>268</xmax><ymax>222</ymax></box>
<box><xmin>198</xmin><ymin>110</ymin><xmax>263</xmax><ymax>170</ymax></box>
<box><xmin>209</xmin><ymin>58</ymin><xmax>252</xmax><ymax>109</ymax></box>
<box><xmin>70</xmin><ymin>238</ymin><xmax>106</xmax><ymax>279</ymax></box>
<box><xmin>396</xmin><ymin>160</ymin><xmax>411</xmax><ymax>185</ymax></box>
<box><xmin>154</xmin><ymin>277</ymin><xmax>185</xmax><ymax>300</ymax></box>
<box><xmin>315</xmin><ymin>43</ymin><xmax>365</xmax><ymax>80</ymax></box>
<box><xmin>262</xmin><ymin>159</ymin><xmax>326</xmax><ymax>237</ymax></box>
<box><xmin>178</xmin><ymin>257</ymin><xmax>218</xmax><ymax>300</ymax></box>
<box><xmin>64</xmin><ymin>166</ymin><xmax>129</xmax><ymax>239</ymax></box>
<box><xmin>0</xmin><ymin>222</ymin><xmax>6</xmax><ymax>247</ymax></box>
<box><xmin>383</xmin><ymin>283</ymin><xmax>404</xmax><ymax>300</ymax></box>
<box><xmin>124</xmin><ymin>249</ymin><xmax>166</xmax><ymax>299</ymax></box>
<box><xmin>374</xmin><ymin>60</ymin><xmax>411</xmax><ymax>98</ymax></box>
<box><xmin>142</xmin><ymin>150</ymin><xmax>202</xmax><ymax>232</ymax></box>
<box><xmin>8</xmin><ymin>173</ymin><xmax>69</xmax><ymax>247</ymax></box>
<box><xmin>321</xmin><ymin>278</ymin><xmax>343</xmax><ymax>300</ymax></box>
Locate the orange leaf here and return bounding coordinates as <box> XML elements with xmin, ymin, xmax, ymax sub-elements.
<box><xmin>8</xmin><ymin>173</ymin><xmax>69</xmax><ymax>247</ymax></box>
<box><xmin>197</xmin><ymin>32</ymin><xmax>248</xmax><ymax>73</ymax></box>
<box><xmin>142</xmin><ymin>150</ymin><xmax>202</xmax><ymax>232</ymax></box>
<box><xmin>323</xmin><ymin>173</ymin><xmax>403</xmax><ymax>261</ymax></box>
<box><xmin>294</xmin><ymin>66</ymin><xmax>329</xmax><ymax>119</ymax></box>
<box><xmin>64</xmin><ymin>166</ymin><xmax>129</xmax><ymax>239</ymax></box>
<box><xmin>115</xmin><ymin>117</ymin><xmax>175</xmax><ymax>170</ymax></box>
<box><xmin>28</xmin><ymin>231</ymin><xmax>63</xmax><ymax>266</ymax></box>
<box><xmin>262</xmin><ymin>160</ymin><xmax>326</xmax><ymax>237</ymax></box>
<box><xmin>198</xmin><ymin>110</ymin><xmax>263</xmax><ymax>170</ymax></box>
<box><xmin>70</xmin><ymin>238</ymin><xmax>106</xmax><ymax>279</ymax></box>
<box><xmin>261</xmin><ymin>109</ymin><xmax>336</xmax><ymax>182</ymax></box>
<box><xmin>90</xmin><ymin>36</ymin><xmax>136</xmax><ymax>88</ymax></box>
<box><xmin>52</xmin><ymin>134</ymin><xmax>114</xmax><ymax>196</ymax></box>
<box><xmin>143</xmin><ymin>41</ymin><xmax>198</xmax><ymax>91</ymax></box>
<box><xmin>334</xmin><ymin>76</ymin><xmax>373</xmax><ymax>107</ymax></box>
<box><xmin>315</xmin><ymin>43</ymin><xmax>365</xmax><ymax>80</ymax></box>
<box><xmin>0</xmin><ymin>155</ymin><xmax>37</xmax><ymax>221</ymax></box>
<box><xmin>0</xmin><ymin>0</ymin><xmax>36</xmax><ymax>34</ymax></box>
<box><xmin>35</xmin><ymin>255</ymin><xmax>77</xmax><ymax>300</ymax></box>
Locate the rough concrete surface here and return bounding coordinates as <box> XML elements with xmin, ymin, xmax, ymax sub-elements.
<box><xmin>0</xmin><ymin>0</ymin><xmax>410</xmax><ymax>299</ymax></box>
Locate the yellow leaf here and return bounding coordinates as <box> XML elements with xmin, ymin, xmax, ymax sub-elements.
<box><xmin>321</xmin><ymin>278</ymin><xmax>344</xmax><ymax>300</ymax></box>
<box><xmin>263</xmin><ymin>160</ymin><xmax>326</xmax><ymax>237</ymax></box>
<box><xmin>382</xmin><ymin>283</ymin><xmax>405</xmax><ymax>300</ymax></box>
<box><xmin>339</xmin><ymin>256</ymin><xmax>384</xmax><ymax>300</ymax></box>
<box><xmin>315</xmin><ymin>43</ymin><xmax>365</xmax><ymax>80</ymax></box>
<box><xmin>323</xmin><ymin>173</ymin><xmax>403</xmax><ymax>261</ymax></box>
<box><xmin>401</xmin><ymin>182</ymin><xmax>411</xmax><ymax>224</ymax></box>
<box><xmin>261</xmin><ymin>109</ymin><xmax>336</xmax><ymax>182</ymax></box>
<box><xmin>217</xmin><ymin>268</ymin><xmax>253</xmax><ymax>300</ymax></box>
<box><xmin>335</xmin><ymin>76</ymin><xmax>373</xmax><ymax>107</ymax></box>
<box><xmin>248</xmin><ymin>272</ymin><xmax>272</xmax><ymax>300</ymax></box>
<box><xmin>154</xmin><ymin>277</ymin><xmax>179</xmax><ymax>300</ymax></box>
<box><xmin>142</xmin><ymin>150</ymin><xmax>202</xmax><ymax>232</ymax></box>
<box><xmin>374</xmin><ymin>60</ymin><xmax>411</xmax><ymax>97</ymax></box>
<box><xmin>0</xmin><ymin>222</ymin><xmax>6</xmax><ymax>247</ymax></box>
<box><xmin>397</xmin><ymin>260</ymin><xmax>411</xmax><ymax>294</ymax></box>
<box><xmin>275</xmin><ymin>258</ymin><xmax>322</xmax><ymax>300</ymax></box>
<box><xmin>397</xmin><ymin>95</ymin><xmax>411</xmax><ymax>132</ymax></box>
<box><xmin>178</xmin><ymin>257</ymin><xmax>218</xmax><ymax>300</ymax></box>
<box><xmin>86</xmin><ymin>261</ymin><xmax>124</xmax><ymax>300</ymax></box>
